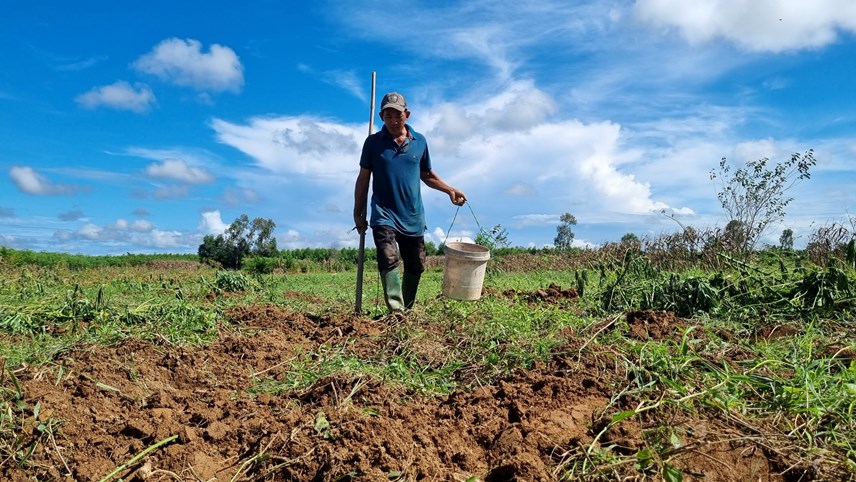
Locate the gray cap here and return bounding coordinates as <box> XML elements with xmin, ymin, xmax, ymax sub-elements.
<box><xmin>380</xmin><ymin>92</ymin><xmax>407</xmax><ymax>112</ymax></box>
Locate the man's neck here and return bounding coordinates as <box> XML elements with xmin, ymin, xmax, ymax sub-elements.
<box><xmin>387</xmin><ymin>125</ymin><xmax>407</xmax><ymax>137</ymax></box>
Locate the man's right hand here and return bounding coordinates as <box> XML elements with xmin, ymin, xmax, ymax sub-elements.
<box><xmin>354</xmin><ymin>215</ymin><xmax>368</xmax><ymax>234</ymax></box>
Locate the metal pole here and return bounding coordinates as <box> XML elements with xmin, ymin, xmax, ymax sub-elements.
<box><xmin>355</xmin><ymin>71</ymin><xmax>376</xmax><ymax>314</ymax></box>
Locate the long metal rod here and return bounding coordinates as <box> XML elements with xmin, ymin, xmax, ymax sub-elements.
<box><xmin>355</xmin><ymin>71</ymin><xmax>376</xmax><ymax>314</ymax></box>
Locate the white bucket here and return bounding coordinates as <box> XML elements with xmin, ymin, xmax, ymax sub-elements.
<box><xmin>441</xmin><ymin>242</ymin><xmax>491</xmax><ymax>300</ymax></box>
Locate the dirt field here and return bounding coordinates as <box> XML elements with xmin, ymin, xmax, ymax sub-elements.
<box><xmin>2</xmin><ymin>298</ymin><xmax>817</xmax><ymax>481</ymax></box>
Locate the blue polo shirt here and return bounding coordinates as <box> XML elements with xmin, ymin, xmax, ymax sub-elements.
<box><xmin>359</xmin><ymin>124</ymin><xmax>432</xmax><ymax>236</ymax></box>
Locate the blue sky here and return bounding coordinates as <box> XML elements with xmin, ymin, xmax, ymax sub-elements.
<box><xmin>2</xmin><ymin>1</ymin><xmax>855</xmax><ymax>255</ymax></box>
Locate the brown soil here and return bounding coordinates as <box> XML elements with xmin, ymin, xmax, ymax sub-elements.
<box><xmin>0</xmin><ymin>304</ymin><xmax>821</xmax><ymax>481</ymax></box>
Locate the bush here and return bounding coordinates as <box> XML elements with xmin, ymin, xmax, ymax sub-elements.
<box><xmin>243</xmin><ymin>256</ymin><xmax>279</xmax><ymax>274</ymax></box>
<box><xmin>215</xmin><ymin>271</ymin><xmax>251</xmax><ymax>292</ymax></box>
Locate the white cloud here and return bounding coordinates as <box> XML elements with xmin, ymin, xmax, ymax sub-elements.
<box><xmin>144</xmin><ymin>229</ymin><xmax>184</xmax><ymax>248</ymax></box>
<box><xmin>9</xmin><ymin>166</ymin><xmax>84</xmax><ymax>196</ymax></box>
<box><xmin>134</xmin><ymin>38</ymin><xmax>244</xmax><ymax>93</ymax></box>
<box><xmin>75</xmin><ymin>81</ymin><xmax>155</xmax><ymax>113</ymax></box>
<box><xmin>76</xmin><ymin>224</ymin><xmax>103</xmax><ymax>240</ymax></box>
<box><xmin>419</xmin><ymin>84</ymin><xmax>692</xmax><ymax>217</ymax></box>
<box><xmin>428</xmin><ymin>226</ymin><xmax>474</xmax><ymax>245</ymax></box>
<box><xmin>131</xmin><ymin>219</ymin><xmax>154</xmax><ymax>232</ymax></box>
<box><xmin>211</xmin><ymin>116</ymin><xmax>362</xmax><ymax>179</ymax></box>
<box><xmin>198</xmin><ymin>211</ymin><xmax>229</xmax><ymax>235</ymax></box>
<box><xmin>146</xmin><ymin>159</ymin><xmax>214</xmax><ymax>184</ymax></box>
<box><xmin>634</xmin><ymin>0</ymin><xmax>856</xmax><ymax>52</ymax></box>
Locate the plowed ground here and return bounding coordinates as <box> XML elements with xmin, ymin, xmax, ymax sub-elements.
<box><xmin>3</xmin><ymin>297</ymin><xmax>800</xmax><ymax>481</ymax></box>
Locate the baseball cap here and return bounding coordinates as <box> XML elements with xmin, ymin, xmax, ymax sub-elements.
<box><xmin>380</xmin><ymin>92</ymin><xmax>407</xmax><ymax>112</ymax></box>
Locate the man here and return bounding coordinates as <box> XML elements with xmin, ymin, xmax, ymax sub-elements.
<box><xmin>354</xmin><ymin>92</ymin><xmax>466</xmax><ymax>312</ymax></box>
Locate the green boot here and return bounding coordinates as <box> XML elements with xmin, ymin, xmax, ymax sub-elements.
<box><xmin>402</xmin><ymin>272</ymin><xmax>421</xmax><ymax>309</ymax></box>
<box><xmin>380</xmin><ymin>268</ymin><xmax>404</xmax><ymax>312</ymax></box>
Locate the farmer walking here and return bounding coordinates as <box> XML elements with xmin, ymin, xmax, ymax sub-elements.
<box><xmin>354</xmin><ymin>92</ymin><xmax>466</xmax><ymax>313</ymax></box>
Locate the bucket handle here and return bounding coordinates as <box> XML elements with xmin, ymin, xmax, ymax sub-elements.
<box><xmin>443</xmin><ymin>201</ymin><xmax>484</xmax><ymax>247</ymax></box>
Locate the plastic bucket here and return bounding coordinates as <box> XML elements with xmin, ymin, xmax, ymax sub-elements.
<box><xmin>441</xmin><ymin>242</ymin><xmax>491</xmax><ymax>300</ymax></box>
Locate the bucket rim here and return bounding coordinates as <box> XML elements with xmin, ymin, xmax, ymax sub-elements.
<box><xmin>444</xmin><ymin>241</ymin><xmax>490</xmax><ymax>260</ymax></box>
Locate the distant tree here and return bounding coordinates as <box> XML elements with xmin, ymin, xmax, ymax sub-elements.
<box><xmin>198</xmin><ymin>214</ymin><xmax>277</xmax><ymax>269</ymax></box>
<box><xmin>425</xmin><ymin>241</ymin><xmax>439</xmax><ymax>256</ymax></box>
<box><xmin>779</xmin><ymin>228</ymin><xmax>794</xmax><ymax>250</ymax></box>
<box><xmin>722</xmin><ymin>219</ymin><xmax>747</xmax><ymax>252</ymax></box>
<box><xmin>250</xmin><ymin>217</ymin><xmax>278</xmax><ymax>256</ymax></box>
<box><xmin>198</xmin><ymin>234</ymin><xmax>230</xmax><ymax>267</ymax></box>
<box><xmin>621</xmin><ymin>233</ymin><xmax>639</xmax><ymax>244</ymax></box>
<box><xmin>709</xmin><ymin>150</ymin><xmax>815</xmax><ymax>253</ymax></box>
<box><xmin>224</xmin><ymin>214</ymin><xmax>252</xmax><ymax>268</ymax></box>
<box><xmin>554</xmin><ymin>213</ymin><xmax>577</xmax><ymax>250</ymax></box>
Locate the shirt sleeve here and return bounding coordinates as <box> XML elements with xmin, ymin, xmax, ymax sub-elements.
<box><xmin>359</xmin><ymin>136</ymin><xmax>373</xmax><ymax>170</ymax></box>
<box><xmin>420</xmin><ymin>140</ymin><xmax>432</xmax><ymax>172</ymax></box>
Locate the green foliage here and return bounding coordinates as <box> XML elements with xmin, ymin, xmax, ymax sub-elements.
<box><xmin>243</xmin><ymin>256</ymin><xmax>279</xmax><ymax>274</ymax></box>
<box><xmin>424</xmin><ymin>241</ymin><xmax>439</xmax><ymax>257</ymax></box>
<box><xmin>198</xmin><ymin>234</ymin><xmax>232</xmax><ymax>267</ymax></box>
<box><xmin>848</xmin><ymin>239</ymin><xmax>856</xmax><ymax>269</ymax></box>
<box><xmin>0</xmin><ymin>248</ymin><xmax>196</xmax><ymax>269</ymax></box>
<box><xmin>554</xmin><ymin>212</ymin><xmax>577</xmax><ymax>250</ymax></box>
<box><xmin>792</xmin><ymin>266</ymin><xmax>855</xmax><ymax>314</ymax></box>
<box><xmin>475</xmin><ymin>224</ymin><xmax>510</xmax><ymax>250</ymax></box>
<box><xmin>215</xmin><ymin>270</ymin><xmax>252</xmax><ymax>292</ymax></box>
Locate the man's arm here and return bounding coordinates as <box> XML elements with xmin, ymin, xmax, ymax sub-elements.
<box><xmin>421</xmin><ymin>169</ymin><xmax>466</xmax><ymax>206</ymax></box>
<box><xmin>354</xmin><ymin>167</ymin><xmax>371</xmax><ymax>233</ymax></box>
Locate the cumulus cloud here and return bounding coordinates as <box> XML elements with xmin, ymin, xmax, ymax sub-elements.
<box><xmin>130</xmin><ymin>219</ymin><xmax>154</xmax><ymax>232</ymax></box>
<box><xmin>198</xmin><ymin>210</ymin><xmax>229</xmax><ymax>235</ymax></box>
<box><xmin>145</xmin><ymin>159</ymin><xmax>214</xmax><ymax>184</ymax></box>
<box><xmin>418</xmin><ymin>85</ymin><xmax>692</xmax><ymax>217</ymax></box>
<box><xmin>9</xmin><ymin>166</ymin><xmax>85</xmax><ymax>196</ymax></box>
<box><xmin>211</xmin><ymin>116</ymin><xmax>362</xmax><ymax>179</ymax></box>
<box><xmin>634</xmin><ymin>0</ymin><xmax>856</xmax><ymax>52</ymax></box>
<box><xmin>134</xmin><ymin>38</ymin><xmax>244</xmax><ymax>93</ymax></box>
<box><xmin>75</xmin><ymin>81</ymin><xmax>155</xmax><ymax>113</ymax></box>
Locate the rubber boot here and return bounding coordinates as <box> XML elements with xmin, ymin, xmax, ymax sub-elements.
<box><xmin>380</xmin><ymin>268</ymin><xmax>404</xmax><ymax>312</ymax></box>
<box><xmin>402</xmin><ymin>272</ymin><xmax>421</xmax><ymax>309</ymax></box>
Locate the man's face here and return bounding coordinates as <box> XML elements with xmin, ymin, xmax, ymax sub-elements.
<box><xmin>380</xmin><ymin>108</ymin><xmax>409</xmax><ymax>133</ymax></box>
